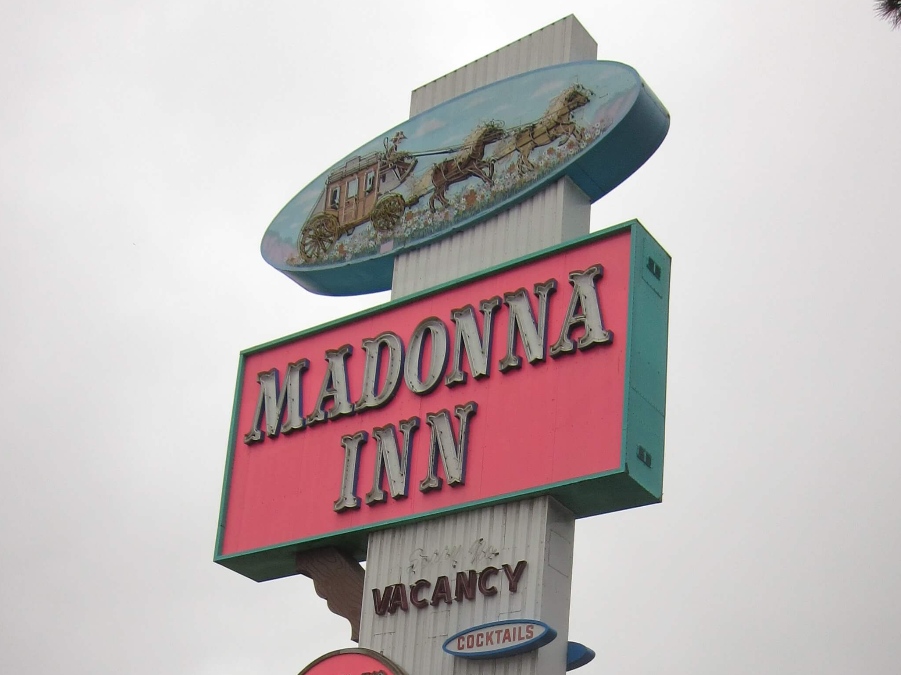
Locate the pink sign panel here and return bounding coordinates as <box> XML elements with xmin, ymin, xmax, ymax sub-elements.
<box><xmin>216</xmin><ymin>222</ymin><xmax>669</xmax><ymax>581</ymax></box>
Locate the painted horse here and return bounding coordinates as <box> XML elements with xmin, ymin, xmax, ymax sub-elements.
<box><xmin>513</xmin><ymin>84</ymin><xmax>592</xmax><ymax>173</ymax></box>
<box><xmin>429</xmin><ymin>122</ymin><xmax>506</xmax><ymax>212</ymax></box>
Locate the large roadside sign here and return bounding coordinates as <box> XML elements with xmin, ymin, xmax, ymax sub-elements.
<box><xmin>261</xmin><ymin>60</ymin><xmax>669</xmax><ymax>296</ymax></box>
<box><xmin>215</xmin><ymin>220</ymin><xmax>670</xmax><ymax>582</ymax></box>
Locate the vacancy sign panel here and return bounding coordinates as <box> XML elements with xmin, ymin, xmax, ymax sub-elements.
<box><xmin>216</xmin><ymin>220</ymin><xmax>669</xmax><ymax>581</ymax></box>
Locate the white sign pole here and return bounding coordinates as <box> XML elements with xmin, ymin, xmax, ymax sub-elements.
<box><xmin>393</xmin><ymin>15</ymin><xmax>597</xmax><ymax>298</ymax></box>
<box><xmin>358</xmin><ymin>16</ymin><xmax>598</xmax><ymax>675</ymax></box>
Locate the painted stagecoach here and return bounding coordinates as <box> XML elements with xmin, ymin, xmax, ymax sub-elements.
<box><xmin>293</xmin><ymin>86</ymin><xmax>591</xmax><ymax>264</ymax></box>
<box><xmin>265</xmin><ymin>61</ymin><xmax>670</xmax><ymax>295</ymax></box>
<box><xmin>294</xmin><ymin>133</ymin><xmax>417</xmax><ymax>262</ymax></box>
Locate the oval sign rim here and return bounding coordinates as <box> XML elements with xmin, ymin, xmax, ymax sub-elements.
<box><xmin>262</xmin><ymin>59</ymin><xmax>669</xmax><ymax>296</ymax></box>
<box><xmin>442</xmin><ymin>618</ymin><xmax>558</xmax><ymax>660</ymax></box>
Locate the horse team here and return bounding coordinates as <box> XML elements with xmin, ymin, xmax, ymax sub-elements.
<box><xmin>425</xmin><ymin>84</ymin><xmax>593</xmax><ymax>212</ymax></box>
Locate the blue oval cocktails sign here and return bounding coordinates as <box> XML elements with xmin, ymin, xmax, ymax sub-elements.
<box><xmin>262</xmin><ymin>60</ymin><xmax>669</xmax><ymax>296</ymax></box>
<box><xmin>442</xmin><ymin>619</ymin><xmax>557</xmax><ymax>660</ymax></box>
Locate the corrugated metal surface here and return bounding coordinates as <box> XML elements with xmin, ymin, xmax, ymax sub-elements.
<box><xmin>359</xmin><ymin>19</ymin><xmax>592</xmax><ymax>674</ymax></box>
<box><xmin>392</xmin><ymin>15</ymin><xmax>597</xmax><ymax>299</ymax></box>
<box><xmin>359</xmin><ymin>497</ymin><xmax>575</xmax><ymax>675</ymax></box>
<box><xmin>409</xmin><ymin>15</ymin><xmax>597</xmax><ymax>116</ymax></box>
<box><xmin>391</xmin><ymin>176</ymin><xmax>590</xmax><ymax>297</ymax></box>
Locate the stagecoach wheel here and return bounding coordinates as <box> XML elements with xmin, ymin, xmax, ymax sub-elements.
<box><xmin>370</xmin><ymin>194</ymin><xmax>405</xmax><ymax>233</ymax></box>
<box><xmin>298</xmin><ymin>213</ymin><xmax>339</xmax><ymax>262</ymax></box>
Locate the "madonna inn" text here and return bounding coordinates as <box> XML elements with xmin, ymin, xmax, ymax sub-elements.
<box><xmin>241</xmin><ymin>264</ymin><xmax>614</xmax><ymax>514</ymax></box>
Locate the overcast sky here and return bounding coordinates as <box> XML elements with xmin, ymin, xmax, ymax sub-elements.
<box><xmin>2</xmin><ymin>2</ymin><xmax>899</xmax><ymax>674</ymax></box>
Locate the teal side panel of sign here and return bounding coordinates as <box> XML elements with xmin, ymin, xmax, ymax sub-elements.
<box><xmin>548</xmin><ymin>221</ymin><xmax>669</xmax><ymax>520</ymax></box>
<box><xmin>622</xmin><ymin>223</ymin><xmax>670</xmax><ymax>501</ymax></box>
<box><xmin>262</xmin><ymin>61</ymin><xmax>669</xmax><ymax>296</ymax></box>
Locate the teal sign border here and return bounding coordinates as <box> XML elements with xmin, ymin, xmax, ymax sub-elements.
<box><xmin>216</xmin><ymin>220</ymin><xmax>670</xmax><ymax>582</ymax></box>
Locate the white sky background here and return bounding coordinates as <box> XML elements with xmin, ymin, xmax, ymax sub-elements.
<box><xmin>1</xmin><ymin>2</ymin><xmax>899</xmax><ymax>673</ymax></box>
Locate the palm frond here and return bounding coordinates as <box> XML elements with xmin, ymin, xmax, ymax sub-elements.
<box><xmin>875</xmin><ymin>0</ymin><xmax>901</xmax><ymax>29</ymax></box>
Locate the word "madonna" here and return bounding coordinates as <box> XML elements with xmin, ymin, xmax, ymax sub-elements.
<box><xmin>243</xmin><ymin>264</ymin><xmax>612</xmax><ymax>444</ymax></box>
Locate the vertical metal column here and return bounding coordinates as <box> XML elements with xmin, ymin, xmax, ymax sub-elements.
<box><xmin>358</xmin><ymin>16</ymin><xmax>598</xmax><ymax>675</ymax></box>
<box><xmin>392</xmin><ymin>15</ymin><xmax>597</xmax><ymax>297</ymax></box>
<box><xmin>359</xmin><ymin>497</ymin><xmax>575</xmax><ymax>675</ymax></box>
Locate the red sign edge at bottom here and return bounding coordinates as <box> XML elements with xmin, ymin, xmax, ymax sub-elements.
<box><xmin>298</xmin><ymin>648</ymin><xmax>408</xmax><ymax>675</ymax></box>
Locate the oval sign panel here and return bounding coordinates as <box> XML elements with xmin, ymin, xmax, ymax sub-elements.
<box><xmin>299</xmin><ymin>648</ymin><xmax>407</xmax><ymax>675</ymax></box>
<box><xmin>262</xmin><ymin>60</ymin><xmax>669</xmax><ymax>296</ymax></box>
<box><xmin>442</xmin><ymin>619</ymin><xmax>557</xmax><ymax>660</ymax></box>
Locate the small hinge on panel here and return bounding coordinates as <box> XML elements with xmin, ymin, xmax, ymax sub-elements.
<box><xmin>637</xmin><ymin>445</ymin><xmax>652</xmax><ymax>468</ymax></box>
